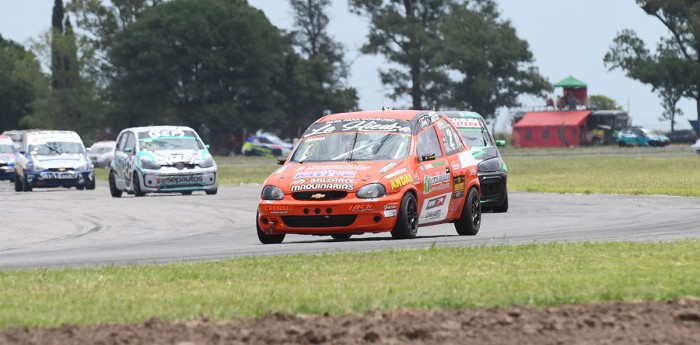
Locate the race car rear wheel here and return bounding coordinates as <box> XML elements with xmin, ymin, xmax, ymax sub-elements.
<box><xmin>256</xmin><ymin>211</ymin><xmax>285</xmax><ymax>244</ymax></box>
<box><xmin>391</xmin><ymin>192</ymin><xmax>419</xmax><ymax>239</ymax></box>
<box><xmin>109</xmin><ymin>170</ymin><xmax>122</xmax><ymax>197</ymax></box>
<box><xmin>205</xmin><ymin>188</ymin><xmax>218</xmax><ymax>195</ymax></box>
<box><xmin>331</xmin><ymin>234</ymin><xmax>352</xmax><ymax>241</ymax></box>
<box><xmin>132</xmin><ymin>172</ymin><xmax>145</xmax><ymax>197</ymax></box>
<box><xmin>454</xmin><ymin>187</ymin><xmax>481</xmax><ymax>236</ymax></box>
<box><xmin>181</xmin><ymin>191</ymin><xmax>193</xmax><ymax>195</ymax></box>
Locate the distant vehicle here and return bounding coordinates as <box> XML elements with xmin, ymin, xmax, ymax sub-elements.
<box><xmin>616</xmin><ymin>127</ymin><xmax>670</xmax><ymax>147</ymax></box>
<box><xmin>256</xmin><ymin>109</ymin><xmax>481</xmax><ymax>244</ymax></box>
<box><xmin>0</xmin><ymin>135</ymin><xmax>17</xmax><ymax>182</ymax></box>
<box><xmin>666</xmin><ymin>129</ymin><xmax>698</xmax><ymax>144</ymax></box>
<box><xmin>692</xmin><ymin>139</ymin><xmax>700</xmax><ymax>155</ymax></box>
<box><xmin>2</xmin><ymin>130</ymin><xmax>26</xmax><ymax>151</ymax></box>
<box><xmin>241</xmin><ymin>133</ymin><xmax>289</xmax><ymax>157</ymax></box>
<box><xmin>88</xmin><ymin>140</ymin><xmax>116</xmax><ymax>168</ymax></box>
<box><xmin>443</xmin><ymin>111</ymin><xmax>508</xmax><ymax>213</ymax></box>
<box><xmin>13</xmin><ymin>130</ymin><xmax>95</xmax><ymax>192</ymax></box>
<box><xmin>255</xmin><ymin>130</ymin><xmax>294</xmax><ymax>156</ymax></box>
<box><xmin>109</xmin><ymin>126</ymin><xmax>218</xmax><ymax>197</ymax></box>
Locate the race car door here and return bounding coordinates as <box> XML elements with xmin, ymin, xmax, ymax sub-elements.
<box><xmin>435</xmin><ymin>119</ymin><xmax>470</xmax><ymax>220</ymax></box>
<box><xmin>416</xmin><ymin>125</ymin><xmax>452</xmax><ymax>225</ymax></box>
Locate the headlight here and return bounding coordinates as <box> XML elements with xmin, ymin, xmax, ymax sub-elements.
<box><xmin>31</xmin><ymin>164</ymin><xmax>45</xmax><ymax>172</ymax></box>
<box><xmin>76</xmin><ymin>163</ymin><xmax>92</xmax><ymax>171</ymax></box>
<box><xmin>356</xmin><ymin>183</ymin><xmax>386</xmax><ymax>199</ymax></box>
<box><xmin>140</xmin><ymin>157</ymin><xmax>161</xmax><ymax>170</ymax></box>
<box><xmin>261</xmin><ymin>185</ymin><xmax>284</xmax><ymax>200</ymax></box>
<box><xmin>199</xmin><ymin>156</ymin><xmax>215</xmax><ymax>168</ymax></box>
<box><xmin>477</xmin><ymin>158</ymin><xmax>502</xmax><ymax>172</ymax></box>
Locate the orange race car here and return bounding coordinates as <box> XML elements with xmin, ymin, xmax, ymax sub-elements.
<box><xmin>256</xmin><ymin>110</ymin><xmax>482</xmax><ymax>244</ymax></box>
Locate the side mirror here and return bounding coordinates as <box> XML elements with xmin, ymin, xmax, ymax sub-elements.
<box><xmin>205</xmin><ymin>144</ymin><xmax>210</xmax><ymax>149</ymax></box>
<box><xmin>421</xmin><ymin>153</ymin><xmax>436</xmax><ymax>162</ymax></box>
<box><xmin>276</xmin><ymin>157</ymin><xmax>287</xmax><ymax>165</ymax></box>
<box><xmin>124</xmin><ymin>147</ymin><xmax>132</xmax><ymax>153</ymax></box>
<box><xmin>495</xmin><ymin>140</ymin><xmax>506</xmax><ymax>147</ymax></box>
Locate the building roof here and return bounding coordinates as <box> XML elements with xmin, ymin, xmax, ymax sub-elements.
<box><xmin>554</xmin><ymin>75</ymin><xmax>587</xmax><ymax>89</ymax></box>
<box><xmin>513</xmin><ymin>111</ymin><xmax>591</xmax><ymax>128</ymax></box>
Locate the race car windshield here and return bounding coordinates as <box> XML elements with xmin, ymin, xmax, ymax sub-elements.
<box><xmin>0</xmin><ymin>144</ymin><xmax>13</xmax><ymax>153</ymax></box>
<box><xmin>89</xmin><ymin>147</ymin><xmax>113</xmax><ymax>154</ymax></box>
<box><xmin>139</xmin><ymin>138</ymin><xmax>203</xmax><ymax>151</ymax></box>
<box><xmin>290</xmin><ymin>132</ymin><xmax>411</xmax><ymax>162</ymax></box>
<box><xmin>458</xmin><ymin>128</ymin><xmax>488</xmax><ymax>147</ymax></box>
<box><xmin>29</xmin><ymin>142</ymin><xmax>84</xmax><ymax>155</ymax></box>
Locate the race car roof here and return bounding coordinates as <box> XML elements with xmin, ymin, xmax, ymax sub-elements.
<box><xmin>513</xmin><ymin>111</ymin><xmax>591</xmax><ymax>128</ymax></box>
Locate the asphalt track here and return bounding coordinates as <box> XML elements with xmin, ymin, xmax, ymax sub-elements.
<box><xmin>1</xmin><ymin>179</ymin><xmax>699</xmax><ymax>270</ymax></box>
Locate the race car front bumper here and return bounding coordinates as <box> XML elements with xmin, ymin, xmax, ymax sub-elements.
<box><xmin>478</xmin><ymin>170</ymin><xmax>507</xmax><ymax>207</ymax></box>
<box><xmin>138</xmin><ymin>166</ymin><xmax>218</xmax><ymax>193</ymax></box>
<box><xmin>26</xmin><ymin>169</ymin><xmax>94</xmax><ymax>188</ymax></box>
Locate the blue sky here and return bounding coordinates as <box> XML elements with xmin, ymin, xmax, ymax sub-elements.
<box><xmin>1</xmin><ymin>0</ymin><xmax>694</xmax><ymax>131</ymax></box>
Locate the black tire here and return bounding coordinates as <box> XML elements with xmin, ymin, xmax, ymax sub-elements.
<box><xmin>331</xmin><ymin>234</ymin><xmax>352</xmax><ymax>241</ymax></box>
<box><xmin>454</xmin><ymin>187</ymin><xmax>481</xmax><ymax>236</ymax></box>
<box><xmin>490</xmin><ymin>189</ymin><xmax>509</xmax><ymax>213</ymax></box>
<box><xmin>205</xmin><ymin>188</ymin><xmax>218</xmax><ymax>195</ymax></box>
<box><xmin>86</xmin><ymin>176</ymin><xmax>96</xmax><ymax>190</ymax></box>
<box><xmin>109</xmin><ymin>171</ymin><xmax>122</xmax><ymax>197</ymax></box>
<box><xmin>132</xmin><ymin>172</ymin><xmax>145</xmax><ymax>197</ymax></box>
<box><xmin>76</xmin><ymin>185</ymin><xmax>85</xmax><ymax>190</ymax></box>
<box><xmin>256</xmin><ymin>211</ymin><xmax>285</xmax><ymax>244</ymax></box>
<box><xmin>14</xmin><ymin>174</ymin><xmax>22</xmax><ymax>192</ymax></box>
<box><xmin>391</xmin><ymin>192</ymin><xmax>419</xmax><ymax>239</ymax></box>
<box><xmin>181</xmin><ymin>191</ymin><xmax>193</xmax><ymax>195</ymax></box>
<box><xmin>21</xmin><ymin>171</ymin><xmax>32</xmax><ymax>192</ymax></box>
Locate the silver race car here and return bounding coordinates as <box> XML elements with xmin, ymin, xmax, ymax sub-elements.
<box><xmin>109</xmin><ymin>126</ymin><xmax>218</xmax><ymax>197</ymax></box>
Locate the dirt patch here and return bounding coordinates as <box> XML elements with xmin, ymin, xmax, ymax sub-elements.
<box><xmin>2</xmin><ymin>298</ymin><xmax>699</xmax><ymax>345</ymax></box>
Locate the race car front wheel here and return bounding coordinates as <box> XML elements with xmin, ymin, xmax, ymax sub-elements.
<box><xmin>132</xmin><ymin>172</ymin><xmax>145</xmax><ymax>197</ymax></box>
<box><xmin>256</xmin><ymin>211</ymin><xmax>285</xmax><ymax>244</ymax></box>
<box><xmin>109</xmin><ymin>171</ymin><xmax>122</xmax><ymax>197</ymax></box>
<box><xmin>14</xmin><ymin>174</ymin><xmax>22</xmax><ymax>192</ymax></box>
<box><xmin>21</xmin><ymin>170</ymin><xmax>32</xmax><ymax>192</ymax></box>
<box><xmin>454</xmin><ymin>187</ymin><xmax>480</xmax><ymax>236</ymax></box>
<box><xmin>391</xmin><ymin>192</ymin><xmax>419</xmax><ymax>239</ymax></box>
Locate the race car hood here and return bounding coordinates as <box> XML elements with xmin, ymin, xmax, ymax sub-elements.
<box><xmin>32</xmin><ymin>154</ymin><xmax>88</xmax><ymax>168</ymax></box>
<box><xmin>267</xmin><ymin>160</ymin><xmax>410</xmax><ymax>194</ymax></box>
<box><xmin>0</xmin><ymin>153</ymin><xmax>15</xmax><ymax>163</ymax></box>
<box><xmin>138</xmin><ymin>149</ymin><xmax>211</xmax><ymax>165</ymax></box>
<box><xmin>468</xmin><ymin>146</ymin><xmax>499</xmax><ymax>162</ymax></box>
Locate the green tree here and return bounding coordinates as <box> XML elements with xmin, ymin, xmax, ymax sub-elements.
<box><xmin>587</xmin><ymin>95</ymin><xmax>622</xmax><ymax>111</ymax></box>
<box><xmin>281</xmin><ymin>0</ymin><xmax>357</xmax><ymax>137</ymax></box>
<box><xmin>604</xmin><ymin>0</ymin><xmax>700</xmax><ymax>128</ymax></box>
<box><xmin>0</xmin><ymin>35</ymin><xmax>39</xmax><ymax>131</ymax></box>
<box><xmin>350</xmin><ymin>0</ymin><xmax>550</xmax><ymax>116</ymax></box>
<box><xmin>438</xmin><ymin>1</ymin><xmax>551</xmax><ymax>117</ymax></box>
<box><xmin>108</xmin><ymin>0</ymin><xmax>286</xmax><ymax>138</ymax></box>
<box><xmin>349</xmin><ymin>0</ymin><xmax>449</xmax><ymax>109</ymax></box>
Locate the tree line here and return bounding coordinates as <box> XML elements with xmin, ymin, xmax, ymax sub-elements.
<box><xmin>1</xmin><ymin>0</ymin><xmax>697</xmax><ymax>153</ymax></box>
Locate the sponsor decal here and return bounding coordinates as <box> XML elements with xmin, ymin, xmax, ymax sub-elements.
<box><xmin>469</xmin><ymin>167</ymin><xmax>477</xmax><ymax>177</ymax></box>
<box><xmin>379</xmin><ymin>161</ymin><xmax>398</xmax><ymax>174</ymax></box>
<box><xmin>159</xmin><ymin>175</ymin><xmax>204</xmax><ymax>184</ymax></box>
<box><xmin>293</xmin><ymin>170</ymin><xmax>357</xmax><ymax>179</ymax></box>
<box><xmin>383</xmin><ymin>205</ymin><xmax>397</xmax><ymax>218</ymax></box>
<box><xmin>420</xmin><ymin>160</ymin><xmax>446</xmax><ymax>170</ymax></box>
<box><xmin>449</xmin><ymin>118</ymin><xmax>483</xmax><ymax>129</ymax></box>
<box><xmin>40</xmin><ymin>172</ymin><xmax>77</xmax><ymax>179</ymax></box>
<box><xmin>303</xmin><ymin>119</ymin><xmax>412</xmax><ymax>137</ymax></box>
<box><xmin>263</xmin><ymin>205</ymin><xmax>289</xmax><ymax>214</ymax></box>
<box><xmin>458</xmin><ymin>151</ymin><xmax>478</xmax><ymax>169</ymax></box>
<box><xmin>297</xmin><ymin>164</ymin><xmax>371</xmax><ymax>171</ymax></box>
<box><xmin>453</xmin><ymin>175</ymin><xmax>465</xmax><ymax>198</ymax></box>
<box><xmin>385</xmin><ymin>167</ymin><xmax>408</xmax><ymax>179</ymax></box>
<box><xmin>390</xmin><ymin>173</ymin><xmax>413</xmax><ymax>190</ymax></box>
<box><xmin>290</xmin><ymin>179</ymin><xmax>306</xmax><ymax>185</ymax></box>
<box><xmin>348</xmin><ymin>203</ymin><xmax>374</xmax><ymax>212</ymax></box>
<box><xmin>290</xmin><ymin>183</ymin><xmax>354</xmax><ymax>192</ymax></box>
<box><xmin>419</xmin><ymin>193</ymin><xmax>452</xmax><ymax>224</ymax></box>
<box><xmin>309</xmin><ymin>178</ymin><xmax>354</xmax><ymax>184</ymax></box>
<box><xmin>423</xmin><ymin>171</ymin><xmax>451</xmax><ymax>193</ymax></box>
<box><xmin>426</xmin><ymin>195</ymin><xmax>446</xmax><ymax>210</ymax></box>
<box><xmin>165</xmin><ymin>153</ymin><xmax>194</xmax><ymax>165</ymax></box>
<box><xmin>148</xmin><ymin>128</ymin><xmax>185</xmax><ymax>138</ymax></box>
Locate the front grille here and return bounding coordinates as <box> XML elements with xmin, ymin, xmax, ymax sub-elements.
<box><xmin>292</xmin><ymin>191</ymin><xmax>348</xmax><ymax>201</ymax></box>
<box><xmin>164</xmin><ymin>163</ymin><xmax>197</xmax><ymax>170</ymax></box>
<box><xmin>281</xmin><ymin>215</ymin><xmax>357</xmax><ymax>228</ymax></box>
<box><xmin>48</xmin><ymin>168</ymin><xmax>72</xmax><ymax>171</ymax></box>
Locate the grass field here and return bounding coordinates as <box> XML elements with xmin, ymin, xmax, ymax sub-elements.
<box><xmin>27</xmin><ymin>146</ymin><xmax>697</xmax><ymax>330</ymax></box>
<box><xmin>1</xmin><ymin>241</ymin><xmax>699</xmax><ymax>329</ymax></box>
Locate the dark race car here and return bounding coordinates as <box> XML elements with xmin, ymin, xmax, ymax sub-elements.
<box><xmin>443</xmin><ymin>111</ymin><xmax>508</xmax><ymax>213</ymax></box>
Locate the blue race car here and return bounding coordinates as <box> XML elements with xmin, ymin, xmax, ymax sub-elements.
<box><xmin>14</xmin><ymin>130</ymin><xmax>95</xmax><ymax>191</ymax></box>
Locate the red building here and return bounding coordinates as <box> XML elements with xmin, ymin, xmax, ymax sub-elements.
<box><xmin>512</xmin><ymin>111</ymin><xmax>590</xmax><ymax>147</ymax></box>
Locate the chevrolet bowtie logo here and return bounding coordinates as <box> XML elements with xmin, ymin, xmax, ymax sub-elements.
<box><xmin>310</xmin><ymin>193</ymin><xmax>326</xmax><ymax>199</ymax></box>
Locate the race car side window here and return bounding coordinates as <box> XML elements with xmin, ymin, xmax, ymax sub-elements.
<box><xmin>416</xmin><ymin>126</ymin><xmax>443</xmax><ymax>161</ymax></box>
<box><xmin>117</xmin><ymin>133</ymin><xmax>128</xmax><ymax>151</ymax></box>
<box><xmin>437</xmin><ymin>119</ymin><xmax>463</xmax><ymax>156</ymax></box>
<box><xmin>125</xmin><ymin>133</ymin><xmax>136</xmax><ymax>152</ymax></box>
